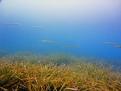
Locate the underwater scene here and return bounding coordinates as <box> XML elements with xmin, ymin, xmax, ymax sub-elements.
<box><xmin>0</xmin><ymin>0</ymin><xmax>121</xmax><ymax>91</ymax></box>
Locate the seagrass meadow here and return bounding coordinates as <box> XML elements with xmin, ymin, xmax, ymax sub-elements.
<box><xmin>0</xmin><ymin>54</ymin><xmax>121</xmax><ymax>91</ymax></box>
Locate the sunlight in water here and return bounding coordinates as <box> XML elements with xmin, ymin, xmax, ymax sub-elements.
<box><xmin>1</xmin><ymin>0</ymin><xmax>121</xmax><ymax>22</ymax></box>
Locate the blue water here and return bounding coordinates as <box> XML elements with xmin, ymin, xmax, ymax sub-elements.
<box><xmin>0</xmin><ymin>0</ymin><xmax>121</xmax><ymax>64</ymax></box>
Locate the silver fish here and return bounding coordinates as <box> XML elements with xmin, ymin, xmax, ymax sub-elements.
<box><xmin>41</xmin><ymin>40</ymin><xmax>56</xmax><ymax>44</ymax></box>
<box><xmin>104</xmin><ymin>42</ymin><xmax>121</xmax><ymax>49</ymax></box>
<box><xmin>1</xmin><ymin>23</ymin><xmax>20</xmax><ymax>26</ymax></box>
<box><xmin>114</xmin><ymin>45</ymin><xmax>121</xmax><ymax>48</ymax></box>
<box><xmin>104</xmin><ymin>42</ymin><xmax>116</xmax><ymax>45</ymax></box>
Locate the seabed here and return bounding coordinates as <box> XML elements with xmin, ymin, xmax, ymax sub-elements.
<box><xmin>0</xmin><ymin>53</ymin><xmax>121</xmax><ymax>91</ymax></box>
